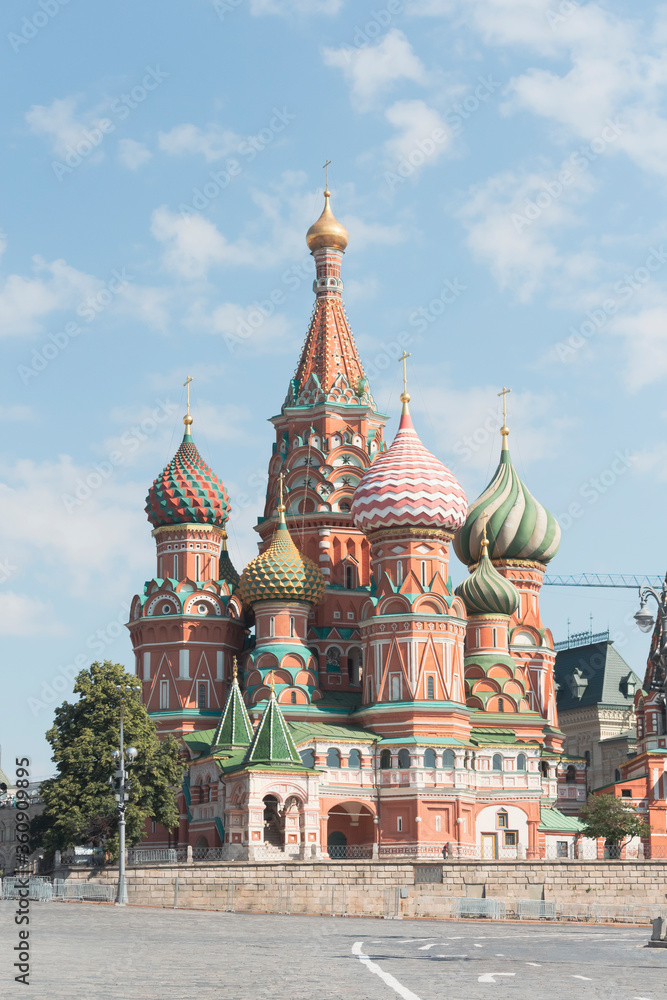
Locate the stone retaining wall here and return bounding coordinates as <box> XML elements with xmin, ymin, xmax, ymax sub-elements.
<box><xmin>59</xmin><ymin>861</ymin><xmax>667</xmax><ymax>916</ymax></box>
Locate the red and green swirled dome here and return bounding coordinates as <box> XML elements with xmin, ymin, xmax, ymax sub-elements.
<box><xmin>145</xmin><ymin>418</ymin><xmax>231</xmax><ymax>528</ymax></box>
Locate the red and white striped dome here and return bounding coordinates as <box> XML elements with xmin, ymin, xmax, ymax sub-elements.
<box><xmin>351</xmin><ymin>406</ymin><xmax>468</xmax><ymax>533</ymax></box>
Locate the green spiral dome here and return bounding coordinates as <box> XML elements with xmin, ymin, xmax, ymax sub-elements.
<box><xmin>455</xmin><ymin>540</ymin><xmax>520</xmax><ymax>617</ymax></box>
<box><xmin>454</xmin><ymin>439</ymin><xmax>560</xmax><ymax>566</ymax></box>
<box><xmin>237</xmin><ymin>509</ymin><xmax>325</xmax><ymax>608</ymax></box>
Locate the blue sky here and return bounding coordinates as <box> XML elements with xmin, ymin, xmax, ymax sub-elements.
<box><xmin>1</xmin><ymin>0</ymin><xmax>665</xmax><ymax>779</ymax></box>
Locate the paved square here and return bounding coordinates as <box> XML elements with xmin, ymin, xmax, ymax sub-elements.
<box><xmin>1</xmin><ymin>901</ymin><xmax>664</xmax><ymax>999</ymax></box>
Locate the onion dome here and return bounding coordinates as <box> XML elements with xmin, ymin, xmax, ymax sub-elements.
<box><xmin>455</xmin><ymin>528</ymin><xmax>519</xmax><ymax>617</ymax></box>
<box><xmin>306</xmin><ymin>188</ymin><xmax>349</xmax><ymax>252</ymax></box>
<box><xmin>454</xmin><ymin>424</ymin><xmax>560</xmax><ymax>566</ymax></box>
<box><xmin>145</xmin><ymin>415</ymin><xmax>231</xmax><ymax>528</ymax></box>
<box><xmin>237</xmin><ymin>505</ymin><xmax>325</xmax><ymax>608</ymax></box>
<box><xmin>352</xmin><ymin>394</ymin><xmax>468</xmax><ymax>534</ymax></box>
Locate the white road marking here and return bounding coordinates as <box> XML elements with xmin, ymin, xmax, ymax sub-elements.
<box><xmin>495</xmin><ymin>953</ymin><xmax>505</xmax><ymax>957</ymax></box>
<box><xmin>473</xmin><ymin>944</ymin><xmax>483</xmax><ymax>948</ymax></box>
<box><xmin>478</xmin><ymin>973</ymin><xmax>516</xmax><ymax>983</ymax></box>
<box><xmin>352</xmin><ymin>942</ymin><xmax>423</xmax><ymax>1000</ymax></box>
<box><xmin>526</xmin><ymin>962</ymin><xmax>542</xmax><ymax>967</ymax></box>
<box><xmin>418</xmin><ymin>944</ymin><xmax>437</xmax><ymax>951</ymax></box>
<box><xmin>572</xmin><ymin>975</ymin><xmax>592</xmax><ymax>981</ymax></box>
<box><xmin>398</xmin><ymin>938</ymin><xmax>434</xmax><ymax>943</ymax></box>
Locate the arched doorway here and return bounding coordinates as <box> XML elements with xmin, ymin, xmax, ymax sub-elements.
<box><xmin>326</xmin><ymin>802</ymin><xmax>375</xmax><ymax>858</ymax></box>
<box><xmin>263</xmin><ymin>795</ymin><xmax>282</xmax><ymax>847</ymax></box>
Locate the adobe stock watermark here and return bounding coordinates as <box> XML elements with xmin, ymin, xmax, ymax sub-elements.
<box><xmin>52</xmin><ymin>66</ymin><xmax>168</xmax><ymax>181</ymax></box>
<box><xmin>557</xmin><ymin>450</ymin><xmax>634</xmax><ymax>531</ymax></box>
<box><xmin>18</xmin><ymin>267</ymin><xmax>133</xmax><ymax>384</ymax></box>
<box><xmin>546</xmin><ymin>0</ymin><xmax>581</xmax><ymax>29</ymax></box>
<box><xmin>0</xmin><ymin>558</ymin><xmax>18</xmax><ymax>584</ymax></box>
<box><xmin>385</xmin><ymin>76</ymin><xmax>499</xmax><ymax>192</ymax></box>
<box><xmin>336</xmin><ymin>1</ymin><xmax>404</xmax><ymax>51</ymax></box>
<box><xmin>511</xmin><ymin>120</ymin><xmax>627</xmax><ymax>233</ymax></box>
<box><xmin>8</xmin><ymin>0</ymin><xmax>73</xmax><ymax>54</ymax></box>
<box><xmin>453</xmin><ymin>406</ymin><xmax>502</xmax><ymax>462</ymax></box>
<box><xmin>555</xmin><ymin>245</ymin><xmax>667</xmax><ymax>362</ymax></box>
<box><xmin>28</xmin><ymin>603</ymin><xmax>132</xmax><ymax>717</ymax></box>
<box><xmin>178</xmin><ymin>107</ymin><xmax>295</xmax><ymax>216</ymax></box>
<box><xmin>61</xmin><ymin>399</ymin><xmax>178</xmax><ymax>513</ymax></box>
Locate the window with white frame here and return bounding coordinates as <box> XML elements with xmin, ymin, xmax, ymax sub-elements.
<box><xmin>159</xmin><ymin>680</ymin><xmax>169</xmax><ymax>709</ymax></box>
<box><xmin>195</xmin><ymin>554</ymin><xmax>201</xmax><ymax>580</ymax></box>
<box><xmin>397</xmin><ymin>816</ymin><xmax>403</xmax><ymax>832</ymax></box>
<box><xmin>396</xmin><ymin>560</ymin><xmax>403</xmax><ymax>585</ymax></box>
<box><xmin>421</xmin><ymin>561</ymin><xmax>427</xmax><ymax>586</ymax></box>
<box><xmin>435</xmin><ymin>815</ymin><xmax>441</xmax><ymax>832</ymax></box>
<box><xmin>269</xmin><ymin>616</ymin><xmax>275</xmax><ymax>637</ymax></box>
<box><xmin>290</xmin><ymin>616</ymin><xmax>295</xmax><ymax>637</ymax></box>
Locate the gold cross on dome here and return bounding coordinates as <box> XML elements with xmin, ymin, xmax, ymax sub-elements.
<box><xmin>183</xmin><ymin>375</ymin><xmax>194</xmax><ymax>416</ymax></box>
<box><xmin>497</xmin><ymin>385</ymin><xmax>511</xmax><ymax>425</ymax></box>
<box><xmin>398</xmin><ymin>350</ymin><xmax>411</xmax><ymax>396</ymax></box>
<box><xmin>277</xmin><ymin>471</ymin><xmax>286</xmax><ymax>508</ymax></box>
<box><xmin>323</xmin><ymin>158</ymin><xmax>332</xmax><ymax>191</ymax></box>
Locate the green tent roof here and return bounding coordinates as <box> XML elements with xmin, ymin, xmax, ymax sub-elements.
<box><xmin>538</xmin><ymin>806</ymin><xmax>583</xmax><ymax>833</ymax></box>
<box><xmin>211</xmin><ymin>675</ymin><xmax>253</xmax><ymax>748</ymax></box>
<box><xmin>242</xmin><ymin>693</ymin><xmax>304</xmax><ymax>767</ymax></box>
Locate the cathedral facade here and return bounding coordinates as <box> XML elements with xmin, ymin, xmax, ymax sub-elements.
<box><xmin>128</xmin><ymin>186</ymin><xmax>588</xmax><ymax>861</ymax></box>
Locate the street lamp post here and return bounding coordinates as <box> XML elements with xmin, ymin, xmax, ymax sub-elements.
<box><xmin>634</xmin><ymin>573</ymin><xmax>667</xmax><ymax>725</ymax></box>
<box><xmin>112</xmin><ymin>683</ymin><xmax>140</xmax><ymax>906</ymax></box>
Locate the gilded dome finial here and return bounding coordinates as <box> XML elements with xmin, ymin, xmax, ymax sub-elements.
<box><xmin>183</xmin><ymin>375</ymin><xmax>194</xmax><ymax>435</ymax></box>
<box><xmin>306</xmin><ymin>161</ymin><xmax>349</xmax><ymax>252</ymax></box>
<box><xmin>398</xmin><ymin>349</ymin><xmax>411</xmax><ymax>413</ymax></box>
<box><xmin>498</xmin><ymin>385</ymin><xmax>511</xmax><ymax>450</ymax></box>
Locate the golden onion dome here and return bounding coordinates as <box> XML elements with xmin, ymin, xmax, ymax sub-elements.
<box><xmin>306</xmin><ymin>189</ymin><xmax>349</xmax><ymax>252</ymax></box>
<box><xmin>237</xmin><ymin>507</ymin><xmax>325</xmax><ymax>608</ymax></box>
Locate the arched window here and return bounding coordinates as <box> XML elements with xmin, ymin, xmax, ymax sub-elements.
<box><xmin>421</xmin><ymin>561</ymin><xmax>428</xmax><ymax>586</ymax></box>
<box><xmin>423</xmin><ymin>748</ymin><xmax>436</xmax><ymax>768</ymax></box>
<box><xmin>397</xmin><ymin>748</ymin><xmax>411</xmax><ymax>769</ymax></box>
<box><xmin>540</xmin><ymin>761</ymin><xmax>549</xmax><ymax>778</ymax></box>
<box><xmin>348</xmin><ymin>647</ymin><xmax>363</xmax><ymax>686</ymax></box>
<box><xmin>498</xmin><ymin>698</ymin><xmax>505</xmax><ymax>713</ymax></box>
<box><xmin>173</xmin><ymin>553</ymin><xmax>179</xmax><ymax>579</ymax></box>
<box><xmin>326</xmin><ymin>748</ymin><xmax>341</xmax><ymax>768</ymax></box>
<box><xmin>290</xmin><ymin>616</ymin><xmax>295</xmax><ymax>637</ymax></box>
<box><xmin>326</xmin><ymin>647</ymin><xmax>341</xmax><ymax>672</ymax></box>
<box><xmin>443</xmin><ymin>749</ymin><xmax>455</xmax><ymax>769</ymax></box>
<box><xmin>380</xmin><ymin>749</ymin><xmax>392</xmax><ymax>770</ymax></box>
<box><xmin>300</xmin><ymin>748</ymin><xmax>315</xmax><ymax>767</ymax></box>
<box><xmin>497</xmin><ymin>809</ymin><xmax>508</xmax><ymax>829</ymax></box>
<box><xmin>269</xmin><ymin>616</ymin><xmax>275</xmax><ymax>637</ymax></box>
<box><xmin>196</xmin><ymin>778</ymin><xmax>204</xmax><ymax>804</ymax></box>
<box><xmin>347</xmin><ymin>749</ymin><xmax>361</xmax><ymax>769</ymax></box>
<box><xmin>584</xmin><ymin>750</ymin><xmax>591</xmax><ymax>764</ymax></box>
<box><xmin>339</xmin><ymin>500</ymin><xmax>351</xmax><ymax>512</ymax></box>
<box><xmin>615</xmin><ymin>768</ymin><xmax>621</xmax><ymax>782</ymax></box>
<box><xmin>290</xmin><ymin>691</ymin><xmax>297</xmax><ymax>704</ymax></box>
<box><xmin>492</xmin><ymin>753</ymin><xmax>503</xmax><ymax>771</ymax></box>
<box><xmin>427</xmin><ymin>676</ymin><xmax>435</xmax><ymax>700</ymax></box>
<box><xmin>195</xmin><ymin>554</ymin><xmax>201</xmax><ymax>580</ymax></box>
<box><xmin>345</xmin><ymin>563</ymin><xmax>356</xmax><ymax>589</ymax></box>
<box><xmin>516</xmin><ymin>753</ymin><xmax>526</xmax><ymax>771</ymax></box>
<box><xmin>396</xmin><ymin>561</ymin><xmax>403</xmax><ymax>585</ymax></box>
<box><xmin>566</xmin><ymin>764</ymin><xmax>576</xmax><ymax>783</ymax></box>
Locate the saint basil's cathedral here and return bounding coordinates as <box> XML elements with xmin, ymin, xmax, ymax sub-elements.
<box><xmin>128</xmin><ymin>185</ymin><xmax>587</xmax><ymax>862</ymax></box>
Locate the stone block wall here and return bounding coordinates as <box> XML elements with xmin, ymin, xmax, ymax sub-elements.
<box><xmin>59</xmin><ymin>860</ymin><xmax>667</xmax><ymax>916</ymax></box>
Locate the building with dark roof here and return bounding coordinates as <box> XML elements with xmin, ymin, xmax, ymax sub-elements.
<box><xmin>554</xmin><ymin>631</ymin><xmax>640</xmax><ymax>793</ymax></box>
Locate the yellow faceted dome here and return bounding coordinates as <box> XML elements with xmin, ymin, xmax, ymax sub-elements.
<box><xmin>237</xmin><ymin>509</ymin><xmax>325</xmax><ymax>608</ymax></box>
<box><xmin>306</xmin><ymin>189</ymin><xmax>349</xmax><ymax>252</ymax></box>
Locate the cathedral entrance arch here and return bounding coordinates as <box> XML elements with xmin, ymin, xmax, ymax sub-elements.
<box><xmin>262</xmin><ymin>795</ymin><xmax>282</xmax><ymax>847</ymax></box>
<box><xmin>326</xmin><ymin>802</ymin><xmax>375</xmax><ymax>858</ymax></box>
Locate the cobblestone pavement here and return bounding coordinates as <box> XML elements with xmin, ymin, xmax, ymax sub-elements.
<box><xmin>1</xmin><ymin>901</ymin><xmax>665</xmax><ymax>1000</ymax></box>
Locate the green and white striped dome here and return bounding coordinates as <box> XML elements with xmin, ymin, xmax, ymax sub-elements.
<box><xmin>455</xmin><ymin>537</ymin><xmax>520</xmax><ymax>616</ymax></box>
<box><xmin>454</xmin><ymin>437</ymin><xmax>560</xmax><ymax>566</ymax></box>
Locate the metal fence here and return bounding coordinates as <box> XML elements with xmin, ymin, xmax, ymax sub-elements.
<box><xmin>127</xmin><ymin>848</ymin><xmax>178</xmax><ymax>865</ymax></box>
<box><xmin>327</xmin><ymin>844</ymin><xmax>374</xmax><ymax>860</ymax></box>
<box><xmin>52</xmin><ymin>879</ymin><xmax>115</xmax><ymax>903</ymax></box>
<box><xmin>453</xmin><ymin>897</ymin><xmax>506</xmax><ymax>919</ymax></box>
<box><xmin>517</xmin><ymin>899</ymin><xmax>557</xmax><ymax>920</ymax></box>
<box><xmin>1</xmin><ymin>878</ymin><xmax>53</xmax><ymax>901</ymax></box>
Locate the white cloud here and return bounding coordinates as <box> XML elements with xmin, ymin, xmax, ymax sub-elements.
<box><xmin>611</xmin><ymin>305</ymin><xmax>667</xmax><ymax>391</ymax></box>
<box><xmin>185</xmin><ymin>299</ymin><xmax>296</xmax><ymax>357</ymax></box>
<box><xmin>116</xmin><ymin>283</ymin><xmax>171</xmax><ymax>331</ymax></box>
<box><xmin>0</xmin><ymin>254</ymin><xmax>101</xmax><ymax>338</ymax></box>
<box><xmin>118</xmin><ymin>138</ymin><xmax>152</xmax><ymax>170</ymax></box>
<box><xmin>384</xmin><ymin>99</ymin><xmax>450</xmax><ymax>172</ymax></box>
<box><xmin>151</xmin><ymin>207</ymin><xmax>235</xmax><ymax>278</ymax></box>
<box><xmin>158</xmin><ymin>123</ymin><xmax>241</xmax><ymax>162</ymax></box>
<box><xmin>323</xmin><ymin>29</ymin><xmax>427</xmax><ymax>111</ymax></box>
<box><xmin>0</xmin><ymin>405</ymin><xmax>33</xmax><ymax>422</ymax></box>
<box><xmin>458</xmin><ymin>161</ymin><xmax>596</xmax><ymax>301</ymax></box>
<box><xmin>0</xmin><ymin>592</ymin><xmax>66</xmax><ymax>637</ymax></box>
<box><xmin>25</xmin><ymin>96</ymin><xmax>109</xmax><ymax>161</ymax></box>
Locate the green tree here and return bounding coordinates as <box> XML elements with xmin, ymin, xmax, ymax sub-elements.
<box><xmin>35</xmin><ymin>661</ymin><xmax>185</xmax><ymax>860</ymax></box>
<box><xmin>579</xmin><ymin>794</ymin><xmax>650</xmax><ymax>855</ymax></box>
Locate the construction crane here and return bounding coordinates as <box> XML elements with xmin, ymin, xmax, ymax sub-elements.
<box><xmin>543</xmin><ymin>574</ymin><xmax>663</xmax><ymax>589</ymax></box>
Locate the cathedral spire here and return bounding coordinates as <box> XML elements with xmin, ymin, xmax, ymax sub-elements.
<box><xmin>287</xmin><ymin>180</ymin><xmax>373</xmax><ymax>410</ymax></box>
